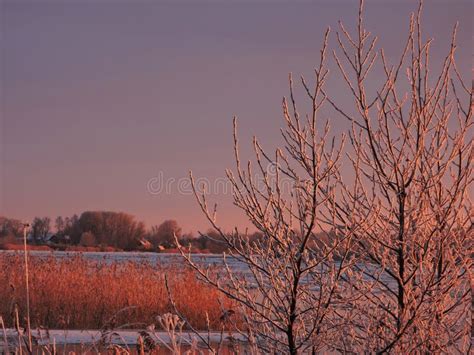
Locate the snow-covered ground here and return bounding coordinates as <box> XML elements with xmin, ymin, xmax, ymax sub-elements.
<box><xmin>1</xmin><ymin>328</ymin><xmax>247</xmax><ymax>352</ymax></box>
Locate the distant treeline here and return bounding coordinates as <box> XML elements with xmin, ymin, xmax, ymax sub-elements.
<box><xmin>0</xmin><ymin>212</ymin><xmax>267</xmax><ymax>253</ymax></box>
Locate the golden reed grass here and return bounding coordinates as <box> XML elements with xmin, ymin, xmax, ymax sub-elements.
<box><xmin>0</xmin><ymin>254</ymin><xmax>234</xmax><ymax>331</ymax></box>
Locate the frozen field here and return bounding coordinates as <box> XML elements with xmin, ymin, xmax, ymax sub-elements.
<box><xmin>0</xmin><ymin>250</ymin><xmax>245</xmax><ymax>269</ymax></box>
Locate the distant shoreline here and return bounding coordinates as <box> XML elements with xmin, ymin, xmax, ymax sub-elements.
<box><xmin>0</xmin><ymin>243</ymin><xmax>215</xmax><ymax>254</ymax></box>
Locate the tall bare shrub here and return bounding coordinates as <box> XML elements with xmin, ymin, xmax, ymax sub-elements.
<box><xmin>324</xmin><ymin>1</ymin><xmax>472</xmax><ymax>352</ymax></box>
<box><xmin>179</xmin><ymin>29</ymin><xmax>359</xmax><ymax>354</ymax></box>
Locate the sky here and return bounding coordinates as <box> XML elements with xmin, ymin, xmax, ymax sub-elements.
<box><xmin>1</xmin><ymin>0</ymin><xmax>471</xmax><ymax>233</ymax></box>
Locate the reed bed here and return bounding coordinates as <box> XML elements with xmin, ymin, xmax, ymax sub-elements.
<box><xmin>0</xmin><ymin>254</ymin><xmax>234</xmax><ymax>331</ymax></box>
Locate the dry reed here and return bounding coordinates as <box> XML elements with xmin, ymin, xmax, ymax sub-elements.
<box><xmin>0</xmin><ymin>254</ymin><xmax>234</xmax><ymax>331</ymax></box>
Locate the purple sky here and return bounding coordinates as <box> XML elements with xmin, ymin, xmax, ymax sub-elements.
<box><xmin>1</xmin><ymin>0</ymin><xmax>471</xmax><ymax>233</ymax></box>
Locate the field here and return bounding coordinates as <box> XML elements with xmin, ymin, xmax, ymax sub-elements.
<box><xmin>0</xmin><ymin>253</ymin><xmax>236</xmax><ymax>331</ymax></box>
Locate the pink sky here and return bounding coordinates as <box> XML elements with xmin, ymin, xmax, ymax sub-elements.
<box><xmin>1</xmin><ymin>0</ymin><xmax>471</xmax><ymax>233</ymax></box>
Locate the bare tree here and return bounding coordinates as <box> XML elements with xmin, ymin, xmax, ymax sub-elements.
<box><xmin>55</xmin><ymin>216</ymin><xmax>65</xmax><ymax>236</ymax></box>
<box><xmin>0</xmin><ymin>216</ymin><xmax>23</xmax><ymax>239</ymax></box>
<box><xmin>149</xmin><ymin>220</ymin><xmax>182</xmax><ymax>248</ymax></box>
<box><xmin>177</xmin><ymin>28</ymin><xmax>360</xmax><ymax>354</ymax></box>
<box><xmin>31</xmin><ymin>217</ymin><xmax>51</xmax><ymax>244</ymax></box>
<box><xmin>323</xmin><ymin>1</ymin><xmax>472</xmax><ymax>352</ymax></box>
<box><xmin>174</xmin><ymin>1</ymin><xmax>471</xmax><ymax>353</ymax></box>
<box><xmin>74</xmin><ymin>211</ymin><xmax>146</xmax><ymax>249</ymax></box>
